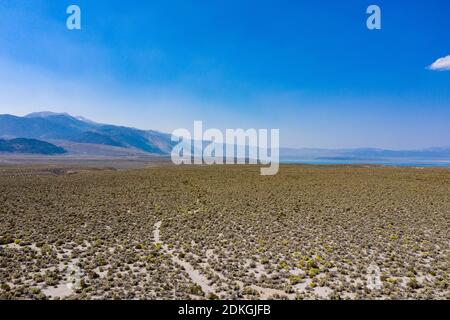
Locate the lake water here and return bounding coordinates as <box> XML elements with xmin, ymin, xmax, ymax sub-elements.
<box><xmin>280</xmin><ymin>158</ymin><xmax>450</xmax><ymax>168</ymax></box>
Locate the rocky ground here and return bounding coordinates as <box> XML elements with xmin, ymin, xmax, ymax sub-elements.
<box><xmin>0</xmin><ymin>164</ymin><xmax>449</xmax><ymax>300</ymax></box>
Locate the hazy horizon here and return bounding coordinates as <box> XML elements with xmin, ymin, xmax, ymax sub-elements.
<box><xmin>2</xmin><ymin>110</ymin><xmax>450</xmax><ymax>151</ymax></box>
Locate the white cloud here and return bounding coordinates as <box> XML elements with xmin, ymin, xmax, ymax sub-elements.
<box><xmin>428</xmin><ymin>55</ymin><xmax>450</xmax><ymax>71</ymax></box>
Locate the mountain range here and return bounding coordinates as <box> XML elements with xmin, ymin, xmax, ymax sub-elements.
<box><xmin>0</xmin><ymin>112</ymin><xmax>450</xmax><ymax>161</ymax></box>
<box><xmin>0</xmin><ymin>112</ymin><xmax>175</xmax><ymax>156</ymax></box>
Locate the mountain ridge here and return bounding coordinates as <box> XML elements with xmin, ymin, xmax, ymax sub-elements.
<box><xmin>1</xmin><ymin>112</ymin><xmax>450</xmax><ymax>160</ymax></box>
<box><xmin>0</xmin><ymin>112</ymin><xmax>174</xmax><ymax>155</ymax></box>
<box><xmin>0</xmin><ymin>138</ymin><xmax>66</xmax><ymax>155</ymax></box>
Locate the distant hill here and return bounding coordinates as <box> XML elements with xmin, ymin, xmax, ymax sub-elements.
<box><xmin>0</xmin><ymin>112</ymin><xmax>175</xmax><ymax>155</ymax></box>
<box><xmin>0</xmin><ymin>138</ymin><xmax>67</xmax><ymax>155</ymax></box>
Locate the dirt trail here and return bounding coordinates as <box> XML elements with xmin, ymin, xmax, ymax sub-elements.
<box><xmin>153</xmin><ymin>221</ymin><xmax>301</xmax><ymax>299</ymax></box>
<box><xmin>154</xmin><ymin>221</ymin><xmax>215</xmax><ymax>296</ymax></box>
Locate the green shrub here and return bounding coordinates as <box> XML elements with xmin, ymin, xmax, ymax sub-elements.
<box><xmin>1</xmin><ymin>283</ymin><xmax>11</xmax><ymax>291</ymax></box>
<box><xmin>386</xmin><ymin>277</ymin><xmax>397</xmax><ymax>284</ymax></box>
<box><xmin>309</xmin><ymin>268</ymin><xmax>320</xmax><ymax>278</ymax></box>
<box><xmin>207</xmin><ymin>293</ymin><xmax>219</xmax><ymax>300</ymax></box>
<box><xmin>307</xmin><ymin>259</ymin><xmax>318</xmax><ymax>269</ymax></box>
<box><xmin>278</xmin><ymin>260</ymin><xmax>289</xmax><ymax>270</ymax></box>
<box><xmin>189</xmin><ymin>284</ymin><xmax>204</xmax><ymax>296</ymax></box>
<box><xmin>243</xmin><ymin>286</ymin><xmax>258</xmax><ymax>295</ymax></box>
<box><xmin>407</xmin><ymin>277</ymin><xmax>420</xmax><ymax>289</ymax></box>
<box><xmin>135</xmin><ymin>243</ymin><xmax>144</xmax><ymax>250</ymax></box>
<box><xmin>33</xmin><ymin>274</ymin><xmax>44</xmax><ymax>283</ymax></box>
<box><xmin>0</xmin><ymin>236</ymin><xmax>14</xmax><ymax>245</ymax></box>
<box><xmin>288</xmin><ymin>274</ymin><xmax>304</xmax><ymax>285</ymax></box>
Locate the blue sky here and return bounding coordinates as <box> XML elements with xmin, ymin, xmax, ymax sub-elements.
<box><xmin>0</xmin><ymin>0</ymin><xmax>449</xmax><ymax>149</ymax></box>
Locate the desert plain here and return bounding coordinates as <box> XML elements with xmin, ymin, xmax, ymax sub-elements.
<box><xmin>0</xmin><ymin>161</ymin><xmax>449</xmax><ymax>300</ymax></box>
